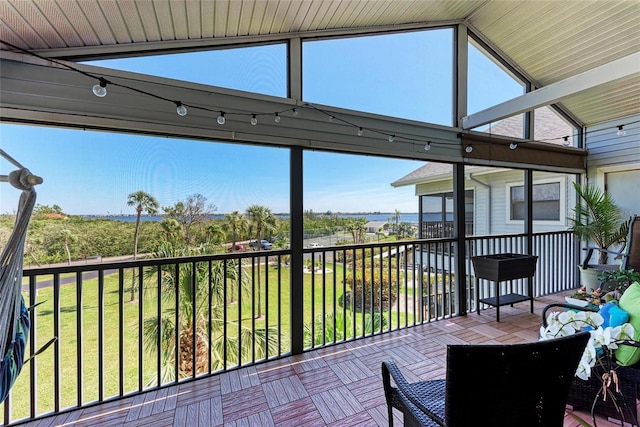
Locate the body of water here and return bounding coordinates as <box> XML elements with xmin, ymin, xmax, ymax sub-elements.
<box><xmin>83</xmin><ymin>212</ymin><xmax>426</xmax><ymax>223</ymax></box>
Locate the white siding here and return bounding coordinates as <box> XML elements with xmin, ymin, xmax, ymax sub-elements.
<box><xmin>585</xmin><ymin>114</ymin><xmax>640</xmax><ymax>219</ymax></box>
<box><xmin>415</xmin><ymin>169</ymin><xmax>575</xmax><ymax>235</ymax></box>
<box><xmin>586</xmin><ymin>115</ymin><xmax>640</xmax><ymax>171</ymax></box>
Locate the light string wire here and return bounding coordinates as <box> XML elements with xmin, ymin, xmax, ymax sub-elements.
<box><xmin>537</xmin><ymin>118</ymin><xmax>640</xmax><ymax>146</ymax></box>
<box><xmin>1</xmin><ymin>39</ymin><xmax>636</xmax><ymax>149</ymax></box>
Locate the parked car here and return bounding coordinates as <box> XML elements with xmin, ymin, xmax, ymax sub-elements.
<box><xmin>228</xmin><ymin>244</ymin><xmax>247</xmax><ymax>252</ymax></box>
<box><xmin>250</xmin><ymin>240</ymin><xmax>273</xmax><ymax>250</ymax></box>
<box><xmin>308</xmin><ymin>242</ymin><xmax>323</xmax><ymax>248</ymax></box>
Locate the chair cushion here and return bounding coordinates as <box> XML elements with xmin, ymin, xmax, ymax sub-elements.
<box><xmin>615</xmin><ymin>282</ymin><xmax>640</xmax><ymax>366</ymax></box>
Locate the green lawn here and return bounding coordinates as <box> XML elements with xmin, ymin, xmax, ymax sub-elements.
<box><xmin>2</xmin><ymin>259</ymin><xmax>413</xmax><ymax>421</ymax></box>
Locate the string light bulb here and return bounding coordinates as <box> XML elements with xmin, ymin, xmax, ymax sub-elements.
<box><xmin>292</xmin><ymin>108</ymin><xmax>299</xmax><ymax>117</ymax></box>
<box><xmin>329</xmin><ymin>115</ymin><xmax>334</xmax><ymax>122</ymax></box>
<box><xmin>217</xmin><ymin>112</ymin><xmax>226</xmax><ymax>125</ymax></box>
<box><xmin>465</xmin><ymin>145</ymin><xmax>473</xmax><ymax>153</ymax></box>
<box><xmin>617</xmin><ymin>125</ymin><xmax>626</xmax><ymax>136</ymax></box>
<box><xmin>274</xmin><ymin>113</ymin><xmax>281</xmax><ymax>123</ymax></box>
<box><xmin>250</xmin><ymin>114</ymin><xmax>258</xmax><ymax>126</ymax></box>
<box><xmin>562</xmin><ymin>136</ymin><xmax>570</xmax><ymax>146</ymax></box>
<box><xmin>357</xmin><ymin>128</ymin><xmax>363</xmax><ymax>137</ymax></box>
<box><xmin>424</xmin><ymin>142</ymin><xmax>431</xmax><ymax>151</ymax></box>
<box><xmin>509</xmin><ymin>142</ymin><xmax>518</xmax><ymax>150</ymax></box>
<box><xmin>175</xmin><ymin>102</ymin><xmax>188</xmax><ymax>116</ymax></box>
<box><xmin>388</xmin><ymin>135</ymin><xmax>395</xmax><ymax>143</ymax></box>
<box><xmin>92</xmin><ymin>77</ymin><xmax>108</xmax><ymax>97</ymax></box>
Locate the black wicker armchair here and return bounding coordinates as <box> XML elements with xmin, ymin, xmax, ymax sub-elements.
<box><xmin>381</xmin><ymin>332</ymin><xmax>590</xmax><ymax>427</ymax></box>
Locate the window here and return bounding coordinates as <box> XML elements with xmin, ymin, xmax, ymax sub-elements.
<box><xmin>508</xmin><ymin>180</ymin><xmax>562</xmax><ymax>222</ymax></box>
<box><xmin>419</xmin><ymin>190</ymin><xmax>474</xmax><ymax>237</ymax></box>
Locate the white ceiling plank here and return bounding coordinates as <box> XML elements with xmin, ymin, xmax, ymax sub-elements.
<box><xmin>462</xmin><ymin>52</ymin><xmax>640</xmax><ymax>130</ymax></box>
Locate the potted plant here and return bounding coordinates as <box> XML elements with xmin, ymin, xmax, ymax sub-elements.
<box><xmin>598</xmin><ymin>269</ymin><xmax>640</xmax><ymax>296</ymax></box>
<box><xmin>568</xmin><ymin>182</ymin><xmax>630</xmax><ymax>290</ymax></box>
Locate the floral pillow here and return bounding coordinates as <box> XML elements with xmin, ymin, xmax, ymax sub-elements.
<box><xmin>615</xmin><ymin>282</ymin><xmax>640</xmax><ymax>366</ymax></box>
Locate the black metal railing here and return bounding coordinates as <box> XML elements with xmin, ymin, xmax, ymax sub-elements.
<box><xmin>1</xmin><ymin>231</ymin><xmax>578</xmax><ymax>425</ymax></box>
<box><xmin>465</xmin><ymin>231</ymin><xmax>578</xmax><ymax>312</ymax></box>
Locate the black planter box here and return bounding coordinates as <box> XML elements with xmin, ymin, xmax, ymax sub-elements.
<box><xmin>471</xmin><ymin>253</ymin><xmax>538</xmax><ymax>282</ymax></box>
<box><xmin>472</xmin><ymin>253</ymin><xmax>538</xmax><ymax>321</ymax></box>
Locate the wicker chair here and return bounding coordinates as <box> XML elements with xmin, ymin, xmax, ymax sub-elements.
<box><xmin>381</xmin><ymin>332</ymin><xmax>590</xmax><ymax>427</ymax></box>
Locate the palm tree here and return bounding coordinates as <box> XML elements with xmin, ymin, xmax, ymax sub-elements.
<box><xmin>345</xmin><ymin>218</ymin><xmax>367</xmax><ymax>244</ymax></box>
<box><xmin>224</xmin><ymin>211</ymin><xmax>248</xmax><ymax>251</ymax></box>
<box><xmin>569</xmin><ymin>182</ymin><xmax>629</xmax><ymax>264</ymax></box>
<box><xmin>127</xmin><ymin>190</ymin><xmax>159</xmax><ymax>301</ymax></box>
<box><xmin>143</xmin><ymin>242</ymin><xmax>280</xmax><ymax>383</ymax></box>
<box><xmin>159</xmin><ymin>218</ymin><xmax>182</xmax><ymax>243</ymax></box>
<box><xmin>388</xmin><ymin>209</ymin><xmax>401</xmax><ymax>236</ymax></box>
<box><xmin>205</xmin><ymin>222</ymin><xmax>226</xmax><ymax>246</ymax></box>
<box><xmin>397</xmin><ymin>222</ymin><xmax>414</xmax><ymax>240</ymax></box>
<box><xmin>246</xmin><ymin>205</ymin><xmax>276</xmax><ymax>318</ymax></box>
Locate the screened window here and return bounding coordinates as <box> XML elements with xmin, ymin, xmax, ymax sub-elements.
<box><xmin>509</xmin><ymin>182</ymin><xmax>561</xmax><ymax>221</ymax></box>
<box><xmin>303</xmin><ymin>29</ymin><xmax>454</xmax><ymax>126</ymax></box>
<box><xmin>468</xmin><ymin>41</ymin><xmax>526</xmax><ymax>137</ymax></box>
<box><xmin>82</xmin><ymin>44</ymin><xmax>288</xmax><ymax>97</ymax></box>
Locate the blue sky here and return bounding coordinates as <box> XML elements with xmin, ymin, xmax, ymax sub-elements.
<box><xmin>0</xmin><ymin>30</ymin><xmax>522</xmax><ymax>216</ymax></box>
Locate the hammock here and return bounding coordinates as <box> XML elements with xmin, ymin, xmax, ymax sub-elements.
<box><xmin>0</xmin><ymin>149</ymin><xmax>41</xmax><ymax>403</ymax></box>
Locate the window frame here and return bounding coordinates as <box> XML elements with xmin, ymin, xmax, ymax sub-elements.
<box><xmin>505</xmin><ymin>177</ymin><xmax>566</xmax><ymax>225</ymax></box>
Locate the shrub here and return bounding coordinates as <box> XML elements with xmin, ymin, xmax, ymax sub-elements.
<box><xmin>343</xmin><ymin>269</ymin><xmax>397</xmax><ymax>312</ymax></box>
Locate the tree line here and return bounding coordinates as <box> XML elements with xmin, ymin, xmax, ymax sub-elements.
<box><xmin>0</xmin><ymin>190</ymin><xmax>412</xmax><ymax>267</ymax></box>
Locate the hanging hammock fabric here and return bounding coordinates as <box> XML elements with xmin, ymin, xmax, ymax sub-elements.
<box><xmin>0</xmin><ymin>163</ymin><xmax>40</xmax><ymax>403</ymax></box>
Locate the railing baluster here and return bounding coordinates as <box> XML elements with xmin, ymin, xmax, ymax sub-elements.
<box><xmin>98</xmin><ymin>271</ymin><xmax>105</xmax><ymax>401</ymax></box>
<box><xmin>340</xmin><ymin>248</ymin><xmax>347</xmax><ymax>344</ymax></box>
<box><xmin>265</xmin><ymin>255</ymin><xmax>270</xmax><ymax>358</ymax></box>
<box><xmin>138</xmin><ymin>267</ymin><xmax>144</xmax><ymax>391</ymax></box>
<box><xmin>191</xmin><ymin>261</ymin><xmax>197</xmax><ymax>379</ymax></box>
<box><xmin>277</xmin><ymin>253</ymin><xmax>283</xmax><ymax>355</ymax></box>
<box><xmin>207</xmin><ymin>260</ymin><xmax>212</xmax><ymax>374</ymax></box>
<box><xmin>29</xmin><ymin>275</ymin><xmax>37</xmax><ymax>419</ymax></box>
<box><xmin>118</xmin><ymin>268</ymin><xmax>124</xmax><ymax>397</ymax></box>
<box><xmin>53</xmin><ymin>273</ymin><xmax>60</xmax><ymax>413</ymax></box>
<box><xmin>157</xmin><ymin>265</ymin><xmax>162</xmax><ymax>386</ymax></box>
<box><xmin>76</xmin><ymin>272</ymin><xmax>83</xmax><ymax>407</ymax></box>
<box><xmin>174</xmin><ymin>263</ymin><xmax>180</xmax><ymax>382</ymax></box>
<box><xmin>223</xmin><ymin>259</ymin><xmax>229</xmax><ymax>371</ymax></box>
<box><xmin>237</xmin><ymin>258</ymin><xmax>242</xmax><ymax>368</ymax></box>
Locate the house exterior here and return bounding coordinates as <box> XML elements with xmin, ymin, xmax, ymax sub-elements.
<box><xmin>392</xmin><ymin>108</ymin><xmax>640</xmax><ymax>273</ymax></box>
<box><xmin>392</xmin><ymin>108</ymin><xmax>579</xmax><ymax>237</ymax></box>
<box><xmin>364</xmin><ymin>221</ymin><xmax>387</xmax><ymax>234</ymax></box>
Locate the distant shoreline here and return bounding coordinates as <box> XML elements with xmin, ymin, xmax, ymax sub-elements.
<box><xmin>81</xmin><ymin>212</ymin><xmax>424</xmax><ymax>223</ymax></box>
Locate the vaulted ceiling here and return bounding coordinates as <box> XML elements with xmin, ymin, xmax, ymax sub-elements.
<box><xmin>1</xmin><ymin>0</ymin><xmax>639</xmax><ymax>127</ymax></box>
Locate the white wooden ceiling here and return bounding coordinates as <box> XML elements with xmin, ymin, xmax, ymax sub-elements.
<box><xmin>1</xmin><ymin>0</ymin><xmax>639</xmax><ymax>127</ymax></box>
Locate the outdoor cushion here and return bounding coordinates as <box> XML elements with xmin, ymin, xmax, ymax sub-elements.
<box><xmin>615</xmin><ymin>282</ymin><xmax>640</xmax><ymax>366</ymax></box>
<box><xmin>599</xmin><ymin>301</ymin><xmax>629</xmax><ymax>329</ymax></box>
